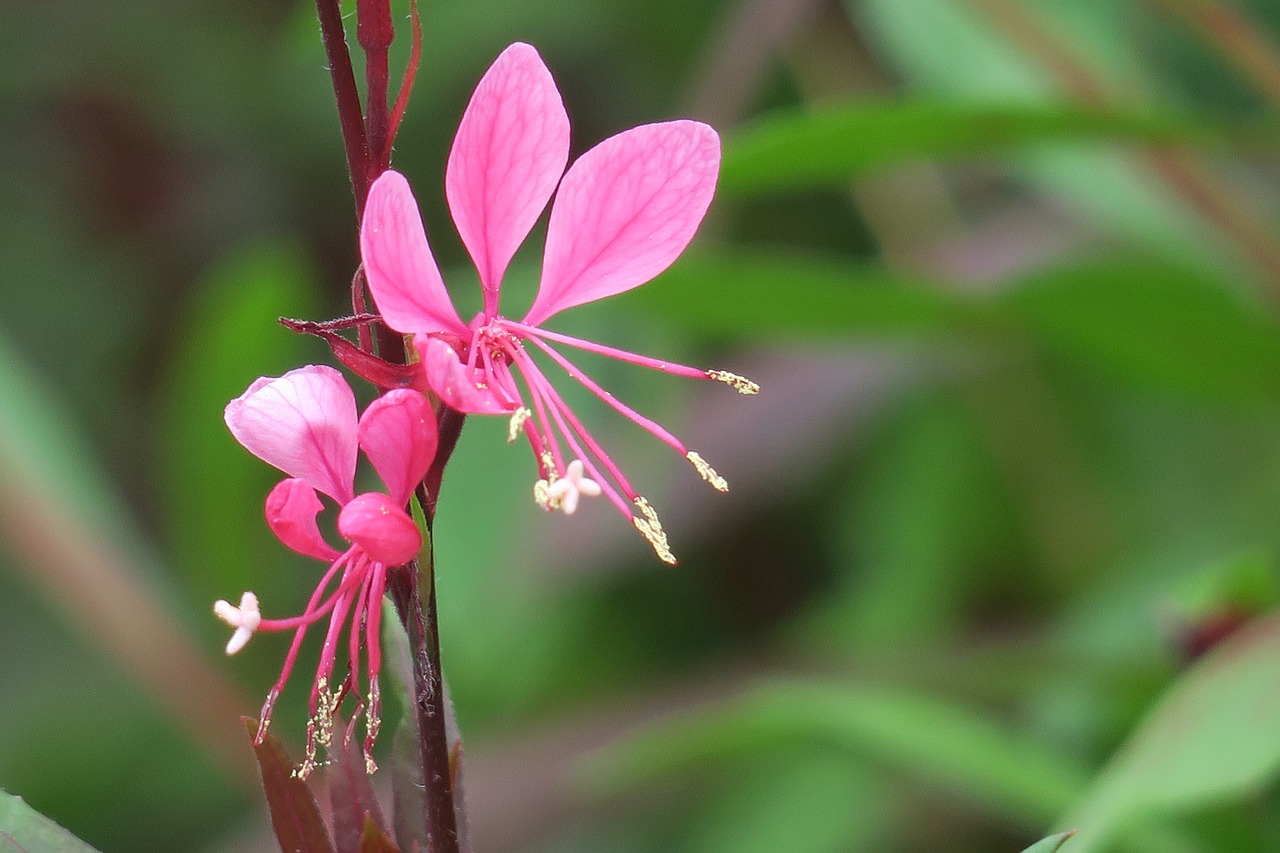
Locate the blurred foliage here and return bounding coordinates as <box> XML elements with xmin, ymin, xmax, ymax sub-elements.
<box><xmin>5</xmin><ymin>0</ymin><xmax>1280</xmax><ymax>851</ymax></box>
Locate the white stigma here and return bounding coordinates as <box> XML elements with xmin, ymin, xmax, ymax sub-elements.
<box><xmin>213</xmin><ymin>591</ymin><xmax>261</xmax><ymax>655</ymax></box>
<box><xmin>544</xmin><ymin>459</ymin><xmax>602</xmax><ymax>515</ymax></box>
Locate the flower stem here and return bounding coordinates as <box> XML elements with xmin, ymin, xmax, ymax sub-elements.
<box><xmin>315</xmin><ymin>0</ymin><xmax>371</xmax><ymax>212</ymax></box>
<box><xmin>358</xmin><ymin>0</ymin><xmax>395</xmax><ymax>175</ymax></box>
<box><xmin>387</xmin><ymin>554</ymin><xmax>460</xmax><ymax>853</ymax></box>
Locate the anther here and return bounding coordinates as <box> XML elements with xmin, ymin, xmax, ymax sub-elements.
<box><xmin>632</xmin><ymin>497</ymin><xmax>677</xmax><ymax>565</ymax></box>
<box><xmin>707</xmin><ymin>369</ymin><xmax>760</xmax><ymax>395</ymax></box>
<box><xmin>686</xmin><ymin>452</ymin><xmax>728</xmax><ymax>492</ymax></box>
<box><xmin>534</xmin><ymin>479</ymin><xmax>554</xmax><ymax>510</ymax></box>
<box><xmin>507</xmin><ymin>407</ymin><xmax>532</xmax><ymax>443</ymax></box>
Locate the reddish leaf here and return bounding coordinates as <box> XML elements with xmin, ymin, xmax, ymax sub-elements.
<box><xmin>278</xmin><ymin>316</ymin><xmax>420</xmax><ymax>390</ymax></box>
<box><xmin>244</xmin><ymin>718</ymin><xmax>335</xmax><ymax>853</ymax></box>
<box><xmin>328</xmin><ymin>721</ymin><xmax>391</xmax><ymax>853</ymax></box>
<box><xmin>359</xmin><ymin>814</ymin><xmax>402</xmax><ymax>853</ymax></box>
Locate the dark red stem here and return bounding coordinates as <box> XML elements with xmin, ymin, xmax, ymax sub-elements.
<box><xmin>424</xmin><ymin>408</ymin><xmax>467</xmax><ymax>520</ymax></box>
<box><xmin>315</xmin><ymin>0</ymin><xmax>371</xmax><ymax>212</ymax></box>
<box><xmin>358</xmin><ymin>0</ymin><xmax>395</xmax><ymax>177</ymax></box>
<box><xmin>387</xmin><ymin>555</ymin><xmax>460</xmax><ymax>853</ymax></box>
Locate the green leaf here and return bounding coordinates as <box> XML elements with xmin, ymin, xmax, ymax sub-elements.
<box><xmin>359</xmin><ymin>814</ymin><xmax>402</xmax><ymax>853</ymax></box>
<box><xmin>848</xmin><ymin>0</ymin><xmax>1235</xmax><ymax>268</ymax></box>
<box><xmin>634</xmin><ymin>250</ymin><xmax>993</xmax><ymax>339</ymax></box>
<box><xmin>588</xmin><ymin>680</ymin><xmax>1088</xmax><ymax>827</ymax></box>
<box><xmin>721</xmin><ymin>102</ymin><xmax>1268</xmax><ymax>194</ymax></box>
<box><xmin>1058</xmin><ymin>609</ymin><xmax>1280</xmax><ymax>851</ymax></box>
<box><xmin>156</xmin><ymin>241</ymin><xmax>321</xmax><ymax>607</ymax></box>
<box><xmin>0</xmin><ymin>790</ymin><xmax>100</xmax><ymax>853</ymax></box>
<box><xmin>1008</xmin><ymin>259</ymin><xmax>1280</xmax><ymax>398</ymax></box>
<box><xmin>244</xmin><ymin>718</ymin><xmax>335</xmax><ymax>853</ymax></box>
<box><xmin>1020</xmin><ymin>831</ymin><xmax>1077</xmax><ymax>853</ymax></box>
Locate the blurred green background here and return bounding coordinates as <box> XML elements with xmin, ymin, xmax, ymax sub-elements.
<box><xmin>6</xmin><ymin>0</ymin><xmax>1280</xmax><ymax>851</ymax></box>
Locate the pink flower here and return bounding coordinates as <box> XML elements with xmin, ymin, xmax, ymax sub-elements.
<box><xmin>360</xmin><ymin>42</ymin><xmax>757</xmax><ymax>564</ymax></box>
<box><xmin>217</xmin><ymin>365</ymin><xmax>436</xmax><ymax>777</ymax></box>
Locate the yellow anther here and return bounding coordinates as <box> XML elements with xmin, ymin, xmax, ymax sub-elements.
<box><xmin>507</xmin><ymin>407</ymin><xmax>532</xmax><ymax>443</ymax></box>
<box><xmin>534</xmin><ymin>479</ymin><xmax>555</xmax><ymax>511</ymax></box>
<box><xmin>632</xmin><ymin>497</ymin><xmax>677</xmax><ymax>565</ymax></box>
<box><xmin>686</xmin><ymin>451</ymin><xmax>728</xmax><ymax>492</ymax></box>
<box><xmin>707</xmin><ymin>369</ymin><xmax>759</xmax><ymax>395</ymax></box>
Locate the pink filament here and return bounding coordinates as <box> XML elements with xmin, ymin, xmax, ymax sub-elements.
<box><xmin>522</xmin><ymin>333</ymin><xmax>688</xmax><ymax>454</ymax></box>
<box><xmin>502</xmin><ymin>320</ymin><xmax>710</xmax><ymax>380</ymax></box>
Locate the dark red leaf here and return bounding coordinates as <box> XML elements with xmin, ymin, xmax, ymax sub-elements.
<box><xmin>279</xmin><ymin>316</ymin><xmax>419</xmax><ymax>390</ymax></box>
<box><xmin>327</xmin><ymin>721</ymin><xmax>391</xmax><ymax>853</ymax></box>
<box><xmin>244</xmin><ymin>717</ymin><xmax>335</xmax><ymax>853</ymax></box>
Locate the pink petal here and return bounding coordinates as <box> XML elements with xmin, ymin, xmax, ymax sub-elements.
<box><xmin>446</xmin><ymin>42</ymin><xmax>570</xmax><ymax>317</ymax></box>
<box><xmin>358</xmin><ymin>389</ymin><xmax>438</xmax><ymax>506</ymax></box>
<box><xmin>525</xmin><ymin>121</ymin><xmax>720</xmax><ymax>326</ymax></box>
<box><xmin>265</xmin><ymin>478</ymin><xmax>342</xmax><ymax>562</ymax></box>
<box><xmin>362</xmin><ymin>171</ymin><xmax>467</xmax><ymax>336</ymax></box>
<box><xmin>225</xmin><ymin>366</ymin><xmax>358</xmax><ymax>503</ymax></box>
<box><xmin>414</xmin><ymin>334</ymin><xmax>519</xmax><ymax>415</ymax></box>
<box><xmin>338</xmin><ymin>492</ymin><xmax>421</xmax><ymax>566</ymax></box>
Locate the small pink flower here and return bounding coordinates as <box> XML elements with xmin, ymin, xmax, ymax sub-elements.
<box><xmin>360</xmin><ymin>42</ymin><xmax>757</xmax><ymax>564</ymax></box>
<box><xmin>219</xmin><ymin>365</ymin><xmax>436</xmax><ymax>776</ymax></box>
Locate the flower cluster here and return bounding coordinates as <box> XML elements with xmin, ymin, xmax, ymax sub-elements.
<box><xmin>214</xmin><ymin>42</ymin><xmax>754</xmax><ymax>775</ymax></box>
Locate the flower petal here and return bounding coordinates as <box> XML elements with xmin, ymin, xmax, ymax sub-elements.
<box><xmin>264</xmin><ymin>479</ymin><xmax>342</xmax><ymax>561</ymax></box>
<box><xmin>415</xmin><ymin>334</ymin><xmax>519</xmax><ymax>415</ymax></box>
<box><xmin>338</xmin><ymin>492</ymin><xmax>421</xmax><ymax>566</ymax></box>
<box><xmin>225</xmin><ymin>366</ymin><xmax>358</xmax><ymax>502</ymax></box>
<box><xmin>362</xmin><ymin>171</ymin><xmax>467</xmax><ymax>336</ymax></box>
<box><xmin>358</xmin><ymin>389</ymin><xmax>438</xmax><ymax>506</ymax></box>
<box><xmin>446</xmin><ymin>42</ymin><xmax>570</xmax><ymax>316</ymax></box>
<box><xmin>526</xmin><ymin>121</ymin><xmax>720</xmax><ymax>326</ymax></box>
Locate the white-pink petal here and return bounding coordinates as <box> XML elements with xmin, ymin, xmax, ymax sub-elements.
<box><xmin>447</xmin><ymin>42</ymin><xmax>570</xmax><ymax>316</ymax></box>
<box><xmin>525</xmin><ymin>120</ymin><xmax>720</xmax><ymax>326</ymax></box>
<box><xmin>264</xmin><ymin>478</ymin><xmax>342</xmax><ymax>562</ymax></box>
<box><xmin>362</xmin><ymin>171</ymin><xmax>467</xmax><ymax>336</ymax></box>
<box><xmin>414</xmin><ymin>334</ymin><xmax>519</xmax><ymax>415</ymax></box>
<box><xmin>358</xmin><ymin>389</ymin><xmax>438</xmax><ymax>506</ymax></box>
<box><xmin>225</xmin><ymin>365</ymin><xmax>358</xmax><ymax>503</ymax></box>
<box><xmin>338</xmin><ymin>492</ymin><xmax>421</xmax><ymax>566</ymax></box>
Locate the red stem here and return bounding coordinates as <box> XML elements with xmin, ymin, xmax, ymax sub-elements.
<box><xmin>315</xmin><ymin>0</ymin><xmax>371</xmax><ymax>212</ymax></box>
<box><xmin>358</xmin><ymin>0</ymin><xmax>395</xmax><ymax>178</ymax></box>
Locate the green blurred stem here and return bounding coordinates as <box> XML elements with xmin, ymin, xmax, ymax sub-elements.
<box><xmin>1148</xmin><ymin>0</ymin><xmax>1280</xmax><ymax>113</ymax></box>
<box><xmin>965</xmin><ymin>0</ymin><xmax>1280</xmax><ymax>291</ymax></box>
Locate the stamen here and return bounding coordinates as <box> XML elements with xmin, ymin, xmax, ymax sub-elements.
<box><xmin>254</xmin><ymin>688</ymin><xmax>280</xmax><ymax>745</ymax></box>
<box><xmin>632</xmin><ymin>497</ymin><xmax>677</xmax><ymax>565</ymax></box>
<box><xmin>707</xmin><ymin>370</ymin><xmax>760</xmax><ymax>395</ymax></box>
<box><xmin>686</xmin><ymin>451</ymin><xmax>728</xmax><ymax>492</ymax></box>
<box><xmin>534</xmin><ymin>479</ymin><xmax>554</xmax><ymax>511</ymax></box>
<box><xmin>364</xmin><ymin>677</ymin><xmax>381</xmax><ymax>775</ymax></box>
<box><xmin>507</xmin><ymin>407</ymin><xmax>532</xmax><ymax>443</ymax></box>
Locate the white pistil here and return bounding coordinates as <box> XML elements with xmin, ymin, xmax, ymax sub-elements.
<box><xmin>707</xmin><ymin>369</ymin><xmax>760</xmax><ymax>395</ymax></box>
<box><xmin>686</xmin><ymin>451</ymin><xmax>728</xmax><ymax>492</ymax></box>
<box><xmin>545</xmin><ymin>459</ymin><xmax>601</xmax><ymax>515</ymax></box>
<box><xmin>213</xmin><ymin>591</ymin><xmax>261</xmax><ymax>655</ymax></box>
